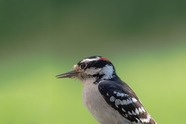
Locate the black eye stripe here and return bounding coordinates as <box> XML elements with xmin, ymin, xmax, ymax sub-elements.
<box><xmin>79</xmin><ymin>60</ymin><xmax>113</xmax><ymax>70</ymax></box>
<box><xmin>92</xmin><ymin>61</ymin><xmax>112</xmax><ymax>68</ymax></box>
<box><xmin>80</xmin><ymin>63</ymin><xmax>87</xmax><ymax>69</ymax></box>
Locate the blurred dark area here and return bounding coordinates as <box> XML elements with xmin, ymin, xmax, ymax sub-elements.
<box><xmin>1</xmin><ymin>1</ymin><xmax>186</xmax><ymax>58</ymax></box>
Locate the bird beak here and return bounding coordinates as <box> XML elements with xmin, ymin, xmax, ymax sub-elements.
<box><xmin>56</xmin><ymin>70</ymin><xmax>79</xmax><ymax>78</ymax></box>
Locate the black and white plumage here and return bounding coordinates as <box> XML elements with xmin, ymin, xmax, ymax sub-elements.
<box><xmin>56</xmin><ymin>56</ymin><xmax>157</xmax><ymax>124</ymax></box>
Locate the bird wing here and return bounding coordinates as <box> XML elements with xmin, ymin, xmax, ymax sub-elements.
<box><xmin>98</xmin><ymin>80</ymin><xmax>149</xmax><ymax>123</ymax></box>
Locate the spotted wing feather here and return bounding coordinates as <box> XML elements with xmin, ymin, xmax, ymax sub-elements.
<box><xmin>98</xmin><ymin>80</ymin><xmax>149</xmax><ymax>123</ymax></box>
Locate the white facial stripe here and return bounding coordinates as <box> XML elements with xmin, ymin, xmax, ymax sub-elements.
<box><xmin>83</xmin><ymin>64</ymin><xmax>114</xmax><ymax>80</ymax></box>
<box><xmin>100</xmin><ymin>65</ymin><xmax>114</xmax><ymax>79</ymax></box>
<box><xmin>85</xmin><ymin>67</ymin><xmax>101</xmax><ymax>75</ymax></box>
<box><xmin>81</xmin><ymin>57</ymin><xmax>100</xmax><ymax>63</ymax></box>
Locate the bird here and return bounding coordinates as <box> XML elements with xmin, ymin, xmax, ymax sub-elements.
<box><xmin>56</xmin><ymin>55</ymin><xmax>157</xmax><ymax>124</ymax></box>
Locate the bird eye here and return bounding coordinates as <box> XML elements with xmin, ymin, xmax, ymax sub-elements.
<box><xmin>80</xmin><ymin>63</ymin><xmax>86</xmax><ymax>69</ymax></box>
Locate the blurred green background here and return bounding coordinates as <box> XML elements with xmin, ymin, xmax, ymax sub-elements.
<box><xmin>0</xmin><ymin>1</ymin><xmax>186</xmax><ymax>124</ymax></box>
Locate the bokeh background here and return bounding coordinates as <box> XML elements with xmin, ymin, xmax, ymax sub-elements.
<box><xmin>1</xmin><ymin>1</ymin><xmax>186</xmax><ymax>124</ymax></box>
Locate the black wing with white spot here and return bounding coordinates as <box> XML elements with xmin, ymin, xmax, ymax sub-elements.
<box><xmin>98</xmin><ymin>80</ymin><xmax>151</xmax><ymax>123</ymax></box>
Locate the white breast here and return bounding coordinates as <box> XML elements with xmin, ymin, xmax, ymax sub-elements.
<box><xmin>82</xmin><ymin>81</ymin><xmax>133</xmax><ymax>124</ymax></box>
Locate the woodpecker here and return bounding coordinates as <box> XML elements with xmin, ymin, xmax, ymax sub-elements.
<box><xmin>56</xmin><ymin>56</ymin><xmax>157</xmax><ymax>124</ymax></box>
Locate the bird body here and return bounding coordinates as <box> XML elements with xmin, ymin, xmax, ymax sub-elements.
<box><xmin>56</xmin><ymin>56</ymin><xmax>157</xmax><ymax>124</ymax></box>
<box><xmin>82</xmin><ymin>79</ymin><xmax>132</xmax><ymax>124</ymax></box>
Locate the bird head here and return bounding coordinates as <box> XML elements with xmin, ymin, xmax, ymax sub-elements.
<box><xmin>56</xmin><ymin>56</ymin><xmax>117</xmax><ymax>83</ymax></box>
